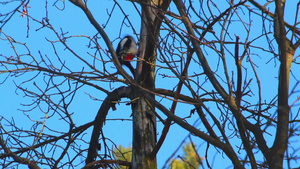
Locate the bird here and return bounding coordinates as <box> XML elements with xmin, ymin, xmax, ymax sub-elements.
<box><xmin>115</xmin><ymin>35</ymin><xmax>137</xmax><ymax>76</ymax></box>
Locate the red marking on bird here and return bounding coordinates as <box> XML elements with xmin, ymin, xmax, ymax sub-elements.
<box><xmin>125</xmin><ymin>54</ymin><xmax>134</xmax><ymax>61</ymax></box>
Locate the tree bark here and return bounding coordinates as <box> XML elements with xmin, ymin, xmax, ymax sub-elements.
<box><xmin>131</xmin><ymin>1</ymin><xmax>157</xmax><ymax>169</ymax></box>
<box><xmin>270</xmin><ymin>0</ymin><xmax>295</xmax><ymax>168</ymax></box>
<box><xmin>131</xmin><ymin>0</ymin><xmax>171</xmax><ymax>168</ymax></box>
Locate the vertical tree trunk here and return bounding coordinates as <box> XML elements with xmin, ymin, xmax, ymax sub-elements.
<box><xmin>131</xmin><ymin>1</ymin><xmax>171</xmax><ymax>168</ymax></box>
<box><xmin>131</xmin><ymin>1</ymin><xmax>158</xmax><ymax>169</ymax></box>
<box><xmin>131</xmin><ymin>96</ymin><xmax>157</xmax><ymax>169</ymax></box>
<box><xmin>271</xmin><ymin>0</ymin><xmax>294</xmax><ymax>168</ymax></box>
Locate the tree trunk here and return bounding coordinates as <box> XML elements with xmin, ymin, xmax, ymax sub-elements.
<box><xmin>270</xmin><ymin>0</ymin><xmax>294</xmax><ymax>168</ymax></box>
<box><xmin>131</xmin><ymin>1</ymin><xmax>158</xmax><ymax>169</ymax></box>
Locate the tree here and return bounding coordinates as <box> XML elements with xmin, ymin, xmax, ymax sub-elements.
<box><xmin>168</xmin><ymin>142</ymin><xmax>203</xmax><ymax>169</ymax></box>
<box><xmin>1</xmin><ymin>0</ymin><xmax>300</xmax><ymax>169</ymax></box>
<box><xmin>113</xmin><ymin>145</ymin><xmax>132</xmax><ymax>169</ymax></box>
<box><xmin>112</xmin><ymin>142</ymin><xmax>203</xmax><ymax>169</ymax></box>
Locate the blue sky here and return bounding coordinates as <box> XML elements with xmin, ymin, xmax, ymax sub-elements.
<box><xmin>1</xmin><ymin>0</ymin><xmax>300</xmax><ymax>169</ymax></box>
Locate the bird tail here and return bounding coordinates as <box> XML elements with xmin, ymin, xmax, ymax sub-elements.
<box><xmin>123</xmin><ymin>61</ymin><xmax>135</xmax><ymax>77</ymax></box>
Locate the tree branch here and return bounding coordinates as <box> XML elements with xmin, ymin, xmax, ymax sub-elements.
<box><xmin>0</xmin><ymin>137</ymin><xmax>40</xmax><ymax>169</ymax></box>
<box><xmin>68</xmin><ymin>0</ymin><xmax>135</xmax><ymax>83</ymax></box>
<box><xmin>86</xmin><ymin>86</ymin><xmax>133</xmax><ymax>165</ymax></box>
<box><xmin>142</xmin><ymin>91</ymin><xmax>243</xmax><ymax>169</ymax></box>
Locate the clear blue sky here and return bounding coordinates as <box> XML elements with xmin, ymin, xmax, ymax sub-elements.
<box><xmin>1</xmin><ymin>1</ymin><xmax>299</xmax><ymax>169</ymax></box>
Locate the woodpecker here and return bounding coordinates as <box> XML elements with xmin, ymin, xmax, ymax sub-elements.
<box><xmin>115</xmin><ymin>35</ymin><xmax>137</xmax><ymax>76</ymax></box>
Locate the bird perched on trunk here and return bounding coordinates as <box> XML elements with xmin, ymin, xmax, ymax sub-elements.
<box><xmin>115</xmin><ymin>35</ymin><xmax>137</xmax><ymax>76</ymax></box>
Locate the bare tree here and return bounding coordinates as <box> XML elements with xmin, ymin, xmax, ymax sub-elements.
<box><xmin>1</xmin><ymin>0</ymin><xmax>300</xmax><ymax>169</ymax></box>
